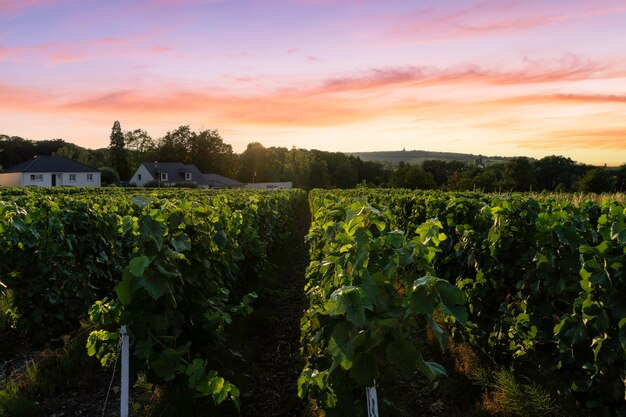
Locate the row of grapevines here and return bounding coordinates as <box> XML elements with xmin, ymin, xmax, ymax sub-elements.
<box><xmin>300</xmin><ymin>194</ymin><xmax>467</xmax><ymax>416</ymax></box>
<box><xmin>310</xmin><ymin>189</ymin><xmax>625</xmax><ymax>413</ymax></box>
<box><xmin>0</xmin><ymin>187</ymin><xmax>306</xmax><ymax>407</ymax></box>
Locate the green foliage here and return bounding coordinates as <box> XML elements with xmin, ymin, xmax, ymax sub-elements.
<box><xmin>390</xmin><ymin>164</ymin><xmax>437</xmax><ymax>189</ymax></box>
<box><xmin>0</xmin><ymin>382</ymin><xmax>41</xmax><ymax>417</ymax></box>
<box><xmin>108</xmin><ymin>120</ymin><xmax>131</xmax><ymax>181</ymax></box>
<box><xmin>0</xmin><ymin>193</ymin><xmax>131</xmax><ymax>338</ymax></box>
<box><xmin>576</xmin><ymin>168</ymin><xmax>614</xmax><ymax>193</ymax></box>
<box><xmin>0</xmin><ymin>187</ymin><xmax>306</xmax><ymax>409</ymax></box>
<box><xmin>475</xmin><ymin>368</ymin><xmax>558</xmax><ymax>417</ymax></box>
<box><xmin>99</xmin><ymin>166</ymin><xmax>120</xmax><ymax>185</ymax></box>
<box><xmin>300</xmin><ymin>195</ymin><xmax>467</xmax><ymax>416</ymax></box>
<box><xmin>307</xmin><ymin>188</ymin><xmax>626</xmax><ymax>413</ymax></box>
<box><xmin>0</xmin><ymin>331</ymin><xmax>102</xmax><ymax>417</ymax></box>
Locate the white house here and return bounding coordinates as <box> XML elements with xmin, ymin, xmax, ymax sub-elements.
<box><xmin>0</xmin><ymin>156</ymin><xmax>101</xmax><ymax>187</ymax></box>
<box><xmin>130</xmin><ymin>162</ymin><xmax>246</xmax><ymax>189</ymax></box>
<box><xmin>130</xmin><ymin>162</ymin><xmax>211</xmax><ymax>187</ymax></box>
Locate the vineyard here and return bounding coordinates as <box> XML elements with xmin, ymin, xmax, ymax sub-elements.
<box><xmin>0</xmin><ymin>187</ymin><xmax>625</xmax><ymax>416</ymax></box>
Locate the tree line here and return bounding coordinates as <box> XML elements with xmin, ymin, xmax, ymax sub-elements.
<box><xmin>1</xmin><ymin>123</ymin><xmax>625</xmax><ymax>193</ymax></box>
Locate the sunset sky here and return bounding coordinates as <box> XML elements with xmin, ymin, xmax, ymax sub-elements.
<box><xmin>1</xmin><ymin>0</ymin><xmax>625</xmax><ymax>165</ymax></box>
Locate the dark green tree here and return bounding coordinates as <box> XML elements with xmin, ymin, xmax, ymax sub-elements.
<box><xmin>534</xmin><ymin>155</ymin><xmax>579</xmax><ymax>191</ymax></box>
<box><xmin>124</xmin><ymin>129</ymin><xmax>156</xmax><ymax>171</ymax></box>
<box><xmin>348</xmin><ymin>156</ymin><xmax>389</xmax><ymax>186</ymax></box>
<box><xmin>576</xmin><ymin>168</ymin><xmax>614</xmax><ymax>193</ymax></box>
<box><xmin>108</xmin><ymin>121</ymin><xmax>131</xmax><ymax>181</ymax></box>
<box><xmin>308</xmin><ymin>156</ymin><xmax>331</xmax><ymax>189</ymax></box>
<box><xmin>188</xmin><ymin>129</ymin><xmax>235</xmax><ymax>175</ymax></box>
<box><xmin>449</xmin><ymin>165</ymin><xmax>502</xmax><ymax>192</ymax></box>
<box><xmin>390</xmin><ymin>164</ymin><xmax>436</xmax><ymax>189</ymax></box>
<box><xmin>236</xmin><ymin>142</ymin><xmax>275</xmax><ymax>183</ymax></box>
<box><xmin>283</xmin><ymin>147</ymin><xmax>312</xmax><ymax>189</ymax></box>
<box><xmin>616</xmin><ymin>164</ymin><xmax>626</xmax><ymax>191</ymax></box>
<box><xmin>154</xmin><ymin>125</ymin><xmax>193</xmax><ymax>163</ymax></box>
<box><xmin>313</xmin><ymin>150</ymin><xmax>358</xmax><ymax>188</ymax></box>
<box><xmin>501</xmin><ymin>157</ymin><xmax>536</xmax><ymax>191</ymax></box>
<box><xmin>0</xmin><ymin>135</ymin><xmax>67</xmax><ymax>168</ymax></box>
<box><xmin>99</xmin><ymin>167</ymin><xmax>120</xmax><ymax>185</ymax></box>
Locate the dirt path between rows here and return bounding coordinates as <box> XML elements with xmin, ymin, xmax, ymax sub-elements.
<box><xmin>237</xmin><ymin>203</ymin><xmax>311</xmax><ymax>417</ymax></box>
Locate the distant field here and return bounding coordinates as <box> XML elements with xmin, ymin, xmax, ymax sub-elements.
<box><xmin>347</xmin><ymin>149</ymin><xmax>520</xmax><ymax>166</ymax></box>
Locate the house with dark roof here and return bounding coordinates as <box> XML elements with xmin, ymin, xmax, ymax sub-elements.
<box><xmin>203</xmin><ymin>173</ymin><xmax>244</xmax><ymax>189</ymax></box>
<box><xmin>130</xmin><ymin>162</ymin><xmax>244</xmax><ymax>189</ymax></box>
<box><xmin>130</xmin><ymin>162</ymin><xmax>210</xmax><ymax>187</ymax></box>
<box><xmin>0</xmin><ymin>156</ymin><xmax>101</xmax><ymax>187</ymax></box>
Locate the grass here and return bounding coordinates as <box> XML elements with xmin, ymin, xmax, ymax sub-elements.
<box><xmin>473</xmin><ymin>367</ymin><xmax>558</xmax><ymax>417</ymax></box>
<box><xmin>0</xmin><ymin>365</ymin><xmax>41</xmax><ymax>417</ymax></box>
<box><xmin>424</xmin><ymin>321</ymin><xmax>568</xmax><ymax>417</ymax></box>
<box><xmin>0</xmin><ymin>326</ymin><xmax>108</xmax><ymax>417</ymax></box>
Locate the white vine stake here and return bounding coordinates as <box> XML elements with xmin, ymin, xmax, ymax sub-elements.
<box><xmin>120</xmin><ymin>325</ymin><xmax>129</xmax><ymax>417</ymax></box>
<box><xmin>366</xmin><ymin>381</ymin><xmax>379</xmax><ymax>417</ymax></box>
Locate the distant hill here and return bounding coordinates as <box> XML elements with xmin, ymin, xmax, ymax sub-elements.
<box><xmin>347</xmin><ymin>150</ymin><xmax>527</xmax><ymax>166</ymax></box>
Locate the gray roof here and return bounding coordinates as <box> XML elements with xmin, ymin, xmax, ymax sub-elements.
<box><xmin>204</xmin><ymin>173</ymin><xmax>244</xmax><ymax>188</ymax></box>
<box><xmin>141</xmin><ymin>162</ymin><xmax>210</xmax><ymax>185</ymax></box>
<box><xmin>1</xmin><ymin>156</ymin><xmax>99</xmax><ymax>173</ymax></box>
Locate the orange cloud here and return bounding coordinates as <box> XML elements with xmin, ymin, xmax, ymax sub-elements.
<box><xmin>57</xmin><ymin>88</ymin><xmax>392</xmax><ymax>127</ymax></box>
<box><xmin>491</xmin><ymin>93</ymin><xmax>626</xmax><ymax>107</ymax></box>
<box><xmin>514</xmin><ymin>129</ymin><xmax>626</xmax><ymax>150</ymax></box>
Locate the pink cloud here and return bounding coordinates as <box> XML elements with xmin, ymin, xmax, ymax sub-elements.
<box><xmin>0</xmin><ymin>0</ymin><xmax>62</xmax><ymax>13</ymax></box>
<box><xmin>0</xmin><ymin>83</ymin><xmax>51</xmax><ymax>111</ymax></box>
<box><xmin>0</xmin><ymin>36</ymin><xmax>173</xmax><ymax>65</ymax></box>
<box><xmin>313</xmin><ymin>55</ymin><xmax>622</xmax><ymax>95</ymax></box>
<box><xmin>379</xmin><ymin>1</ymin><xmax>626</xmax><ymax>43</ymax></box>
<box><xmin>285</xmin><ymin>48</ymin><xmax>323</xmax><ymax>62</ymax></box>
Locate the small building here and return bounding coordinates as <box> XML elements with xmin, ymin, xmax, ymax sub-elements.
<box><xmin>245</xmin><ymin>182</ymin><xmax>292</xmax><ymax>190</ymax></box>
<box><xmin>203</xmin><ymin>173</ymin><xmax>245</xmax><ymax>189</ymax></box>
<box><xmin>0</xmin><ymin>155</ymin><xmax>101</xmax><ymax>187</ymax></box>
<box><xmin>129</xmin><ymin>162</ymin><xmax>219</xmax><ymax>188</ymax></box>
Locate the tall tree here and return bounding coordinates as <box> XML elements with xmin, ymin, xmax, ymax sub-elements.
<box><xmin>390</xmin><ymin>164</ymin><xmax>436</xmax><ymax>189</ymax></box>
<box><xmin>0</xmin><ymin>135</ymin><xmax>67</xmax><ymax>168</ymax></box>
<box><xmin>616</xmin><ymin>164</ymin><xmax>626</xmax><ymax>191</ymax></box>
<box><xmin>154</xmin><ymin>125</ymin><xmax>193</xmax><ymax>163</ymax></box>
<box><xmin>501</xmin><ymin>157</ymin><xmax>536</xmax><ymax>191</ymax></box>
<box><xmin>188</xmin><ymin>129</ymin><xmax>234</xmax><ymax>175</ymax></box>
<box><xmin>534</xmin><ymin>155</ymin><xmax>578</xmax><ymax>191</ymax></box>
<box><xmin>124</xmin><ymin>129</ymin><xmax>156</xmax><ymax>171</ymax></box>
<box><xmin>283</xmin><ymin>147</ymin><xmax>312</xmax><ymax>189</ymax></box>
<box><xmin>576</xmin><ymin>168</ymin><xmax>614</xmax><ymax>193</ymax></box>
<box><xmin>236</xmin><ymin>142</ymin><xmax>284</xmax><ymax>183</ymax></box>
<box><xmin>108</xmin><ymin>121</ymin><xmax>130</xmax><ymax>181</ymax></box>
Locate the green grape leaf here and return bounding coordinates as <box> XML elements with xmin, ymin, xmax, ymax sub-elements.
<box><xmin>328</xmin><ymin>322</ymin><xmax>355</xmax><ymax>370</ymax></box>
<box><xmin>128</xmin><ymin>255</ymin><xmax>152</xmax><ymax>277</ymax></box>
<box><xmin>386</xmin><ymin>339</ymin><xmax>419</xmax><ymax>378</ymax></box>
<box><xmin>349</xmin><ymin>352</ymin><xmax>378</xmax><ymax>386</ymax></box>
<box><xmin>151</xmin><ymin>349</ymin><xmax>178</xmax><ymax>381</ymax></box>
<box><xmin>436</xmin><ymin>280</ymin><xmax>468</xmax><ymax>326</ymax></box>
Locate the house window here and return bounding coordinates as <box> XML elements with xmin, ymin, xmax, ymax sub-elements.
<box><xmin>69</xmin><ymin>174</ymin><xmax>76</xmax><ymax>182</ymax></box>
<box><xmin>138</xmin><ymin>174</ymin><xmax>142</xmax><ymax>180</ymax></box>
<box><xmin>29</xmin><ymin>174</ymin><xmax>43</xmax><ymax>182</ymax></box>
<box><xmin>87</xmin><ymin>174</ymin><xmax>94</xmax><ymax>182</ymax></box>
<box><xmin>161</xmin><ymin>172</ymin><xmax>168</xmax><ymax>181</ymax></box>
<box><xmin>185</xmin><ymin>172</ymin><xmax>192</xmax><ymax>181</ymax></box>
